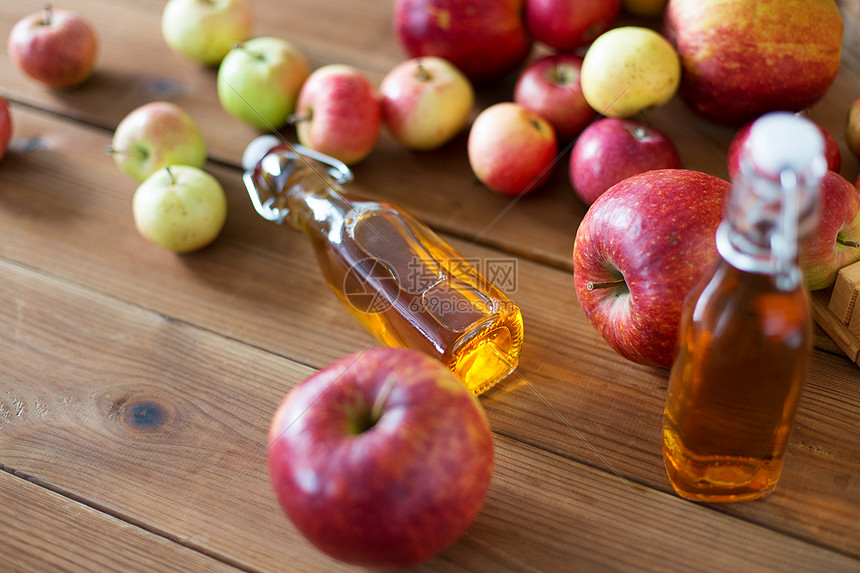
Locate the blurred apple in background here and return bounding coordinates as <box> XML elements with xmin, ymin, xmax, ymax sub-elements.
<box><xmin>847</xmin><ymin>95</ymin><xmax>860</xmax><ymax>162</ymax></box>
<box><xmin>380</xmin><ymin>57</ymin><xmax>474</xmax><ymax>151</ymax></box>
<box><xmin>109</xmin><ymin>101</ymin><xmax>207</xmax><ymax>183</ymax></box>
<box><xmin>580</xmin><ymin>26</ymin><xmax>680</xmax><ymax>118</ymax></box>
<box><xmin>294</xmin><ymin>64</ymin><xmax>381</xmax><ymax>165</ymax></box>
<box><xmin>573</xmin><ymin>169</ymin><xmax>729</xmax><ymax>368</ymax></box>
<box><xmin>801</xmin><ymin>171</ymin><xmax>860</xmax><ymax>290</ymax></box>
<box><xmin>569</xmin><ymin>118</ymin><xmax>681</xmax><ymax>206</ymax></box>
<box><xmin>514</xmin><ymin>54</ymin><xmax>597</xmax><ymax>142</ymax></box>
<box><xmin>268</xmin><ymin>347</ymin><xmax>494</xmax><ymax>569</ymax></box>
<box><xmin>394</xmin><ymin>0</ymin><xmax>532</xmax><ymax>84</ymax></box>
<box><xmin>133</xmin><ymin>166</ymin><xmax>228</xmax><ymax>253</ymax></box>
<box><xmin>217</xmin><ymin>37</ymin><xmax>310</xmax><ymax>130</ymax></box>
<box><xmin>8</xmin><ymin>6</ymin><xmax>98</xmax><ymax>89</ymax></box>
<box><xmin>0</xmin><ymin>96</ymin><xmax>11</xmax><ymax>162</ymax></box>
<box><xmin>468</xmin><ymin>103</ymin><xmax>557</xmax><ymax>196</ymax></box>
<box><xmin>664</xmin><ymin>0</ymin><xmax>843</xmax><ymax>126</ymax></box>
<box><xmin>727</xmin><ymin>115</ymin><xmax>841</xmax><ymax>181</ymax></box>
<box><xmin>161</xmin><ymin>0</ymin><xmax>254</xmax><ymax>66</ymax></box>
<box><xmin>524</xmin><ymin>0</ymin><xmax>620</xmax><ymax>52</ymax></box>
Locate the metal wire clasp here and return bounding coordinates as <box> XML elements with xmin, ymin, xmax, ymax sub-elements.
<box><xmin>242</xmin><ymin>136</ymin><xmax>353</xmax><ymax>224</ymax></box>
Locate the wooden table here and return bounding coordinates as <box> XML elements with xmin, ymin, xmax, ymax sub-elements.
<box><xmin>1</xmin><ymin>1</ymin><xmax>859</xmax><ymax>571</ymax></box>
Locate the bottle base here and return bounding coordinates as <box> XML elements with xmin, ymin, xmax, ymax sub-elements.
<box><xmin>663</xmin><ymin>429</ymin><xmax>782</xmax><ymax>503</ymax></box>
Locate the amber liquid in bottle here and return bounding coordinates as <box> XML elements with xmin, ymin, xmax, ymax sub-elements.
<box><xmin>662</xmin><ymin>258</ymin><xmax>811</xmax><ymax>502</ymax></box>
<box><xmin>662</xmin><ymin>113</ymin><xmax>825</xmax><ymax>502</ymax></box>
<box><xmin>248</xmin><ymin>146</ymin><xmax>523</xmax><ymax>395</ymax></box>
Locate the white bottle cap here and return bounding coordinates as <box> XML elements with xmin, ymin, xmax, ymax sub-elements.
<box><xmin>747</xmin><ymin>112</ymin><xmax>826</xmax><ymax>178</ymax></box>
<box><xmin>242</xmin><ymin>134</ymin><xmax>283</xmax><ymax>171</ymax></box>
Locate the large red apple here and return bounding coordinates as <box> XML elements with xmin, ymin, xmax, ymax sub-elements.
<box><xmin>569</xmin><ymin>118</ymin><xmax>681</xmax><ymax>205</ymax></box>
<box><xmin>268</xmin><ymin>347</ymin><xmax>494</xmax><ymax>569</ymax></box>
<box><xmin>514</xmin><ymin>53</ymin><xmax>597</xmax><ymax>142</ymax></box>
<box><xmin>393</xmin><ymin>0</ymin><xmax>532</xmax><ymax>84</ymax></box>
<box><xmin>7</xmin><ymin>6</ymin><xmax>98</xmax><ymax>89</ymax></box>
<box><xmin>573</xmin><ymin>169</ymin><xmax>729</xmax><ymax>368</ymax></box>
<box><xmin>727</xmin><ymin>115</ymin><xmax>841</xmax><ymax>181</ymax></box>
<box><xmin>664</xmin><ymin>0</ymin><xmax>843</xmax><ymax>126</ymax></box>
<box><xmin>524</xmin><ymin>0</ymin><xmax>620</xmax><ymax>52</ymax></box>
<box><xmin>0</xmin><ymin>96</ymin><xmax>11</xmax><ymax>161</ymax></box>
<box><xmin>801</xmin><ymin>171</ymin><xmax>860</xmax><ymax>290</ymax></box>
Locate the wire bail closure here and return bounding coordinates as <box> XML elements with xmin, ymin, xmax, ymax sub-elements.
<box><xmin>243</xmin><ymin>139</ymin><xmax>353</xmax><ymax>224</ymax></box>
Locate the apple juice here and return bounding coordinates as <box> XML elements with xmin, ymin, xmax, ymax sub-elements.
<box><xmin>244</xmin><ymin>140</ymin><xmax>523</xmax><ymax>395</ymax></box>
<box><xmin>662</xmin><ymin>113</ymin><xmax>826</xmax><ymax>502</ymax></box>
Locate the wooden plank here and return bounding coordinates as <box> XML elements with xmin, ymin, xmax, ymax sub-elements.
<box><xmin>0</xmin><ymin>260</ymin><xmax>858</xmax><ymax>572</ymax></box>
<box><xmin>0</xmin><ymin>470</ymin><xmax>243</xmax><ymax>573</ymax></box>
<box><xmin>1</xmin><ymin>103</ymin><xmax>860</xmax><ymax>557</ymax></box>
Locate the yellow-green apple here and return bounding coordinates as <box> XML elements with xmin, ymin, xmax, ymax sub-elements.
<box><xmin>623</xmin><ymin>0</ymin><xmax>668</xmax><ymax>17</ymax></box>
<box><xmin>524</xmin><ymin>0</ymin><xmax>620</xmax><ymax>52</ymax></box>
<box><xmin>294</xmin><ymin>64</ymin><xmax>381</xmax><ymax>165</ymax></box>
<box><xmin>800</xmin><ymin>171</ymin><xmax>860</xmax><ymax>290</ymax></box>
<box><xmin>573</xmin><ymin>169</ymin><xmax>729</xmax><ymax>367</ymax></box>
<box><xmin>380</xmin><ymin>57</ymin><xmax>474</xmax><ymax>151</ymax></box>
<box><xmin>727</xmin><ymin>115</ymin><xmax>841</xmax><ymax>181</ymax></box>
<box><xmin>514</xmin><ymin>53</ymin><xmax>597</xmax><ymax>142</ymax></box>
<box><xmin>109</xmin><ymin>101</ymin><xmax>207</xmax><ymax>183</ymax></box>
<box><xmin>161</xmin><ymin>0</ymin><xmax>254</xmax><ymax>66</ymax></box>
<box><xmin>268</xmin><ymin>347</ymin><xmax>494</xmax><ymax>569</ymax></box>
<box><xmin>569</xmin><ymin>118</ymin><xmax>681</xmax><ymax>206</ymax></box>
<box><xmin>664</xmin><ymin>0</ymin><xmax>843</xmax><ymax>126</ymax></box>
<box><xmin>133</xmin><ymin>166</ymin><xmax>227</xmax><ymax>253</ymax></box>
<box><xmin>217</xmin><ymin>37</ymin><xmax>310</xmax><ymax>130</ymax></box>
<box><xmin>468</xmin><ymin>102</ymin><xmax>557</xmax><ymax>196</ymax></box>
<box><xmin>394</xmin><ymin>0</ymin><xmax>532</xmax><ymax>85</ymax></box>
<box><xmin>580</xmin><ymin>26</ymin><xmax>680</xmax><ymax>118</ymax></box>
<box><xmin>0</xmin><ymin>96</ymin><xmax>11</xmax><ymax>161</ymax></box>
<box><xmin>847</xmin><ymin>95</ymin><xmax>860</xmax><ymax>161</ymax></box>
<box><xmin>7</xmin><ymin>6</ymin><xmax>98</xmax><ymax>89</ymax></box>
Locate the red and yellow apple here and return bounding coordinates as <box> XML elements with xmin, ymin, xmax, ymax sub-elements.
<box><xmin>268</xmin><ymin>347</ymin><xmax>494</xmax><ymax>569</ymax></box>
<box><xmin>573</xmin><ymin>169</ymin><xmax>729</xmax><ymax>368</ymax></box>
<box><xmin>394</xmin><ymin>0</ymin><xmax>532</xmax><ymax>84</ymax></box>
<box><xmin>468</xmin><ymin>103</ymin><xmax>557</xmax><ymax>196</ymax></box>
<box><xmin>525</xmin><ymin>0</ymin><xmax>620</xmax><ymax>52</ymax></box>
<box><xmin>664</xmin><ymin>0</ymin><xmax>843</xmax><ymax>126</ymax></box>
<box><xmin>7</xmin><ymin>6</ymin><xmax>99</xmax><ymax>89</ymax></box>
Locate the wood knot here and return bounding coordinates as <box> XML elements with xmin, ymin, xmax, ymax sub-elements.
<box><xmin>122</xmin><ymin>400</ymin><xmax>166</xmax><ymax>431</ymax></box>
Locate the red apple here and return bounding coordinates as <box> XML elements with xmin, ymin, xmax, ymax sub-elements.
<box><xmin>514</xmin><ymin>53</ymin><xmax>597</xmax><ymax>142</ymax></box>
<box><xmin>380</xmin><ymin>56</ymin><xmax>475</xmax><ymax>151</ymax></box>
<box><xmin>727</xmin><ymin>115</ymin><xmax>841</xmax><ymax>181</ymax></box>
<box><xmin>664</xmin><ymin>0</ymin><xmax>843</xmax><ymax>125</ymax></box>
<box><xmin>7</xmin><ymin>6</ymin><xmax>98</xmax><ymax>89</ymax></box>
<box><xmin>569</xmin><ymin>118</ymin><xmax>681</xmax><ymax>205</ymax></box>
<box><xmin>573</xmin><ymin>169</ymin><xmax>730</xmax><ymax>367</ymax></box>
<box><xmin>294</xmin><ymin>64</ymin><xmax>382</xmax><ymax>165</ymax></box>
<box><xmin>801</xmin><ymin>171</ymin><xmax>860</xmax><ymax>290</ymax></box>
<box><xmin>268</xmin><ymin>347</ymin><xmax>494</xmax><ymax>569</ymax></box>
<box><xmin>0</xmin><ymin>96</ymin><xmax>11</xmax><ymax>161</ymax></box>
<box><xmin>468</xmin><ymin>102</ymin><xmax>557</xmax><ymax>196</ymax></box>
<box><xmin>525</xmin><ymin>0</ymin><xmax>620</xmax><ymax>52</ymax></box>
<box><xmin>394</xmin><ymin>0</ymin><xmax>532</xmax><ymax>84</ymax></box>
<box><xmin>847</xmin><ymin>95</ymin><xmax>860</xmax><ymax>162</ymax></box>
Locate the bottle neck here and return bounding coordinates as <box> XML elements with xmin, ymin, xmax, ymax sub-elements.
<box><xmin>281</xmin><ymin>168</ymin><xmax>351</xmax><ymax>233</ymax></box>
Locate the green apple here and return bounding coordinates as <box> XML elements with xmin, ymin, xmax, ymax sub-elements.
<box><xmin>580</xmin><ymin>26</ymin><xmax>681</xmax><ymax>118</ymax></box>
<box><xmin>109</xmin><ymin>101</ymin><xmax>207</xmax><ymax>183</ymax></box>
<box><xmin>217</xmin><ymin>37</ymin><xmax>310</xmax><ymax>130</ymax></box>
<box><xmin>133</xmin><ymin>166</ymin><xmax>227</xmax><ymax>253</ymax></box>
<box><xmin>161</xmin><ymin>0</ymin><xmax>254</xmax><ymax>66</ymax></box>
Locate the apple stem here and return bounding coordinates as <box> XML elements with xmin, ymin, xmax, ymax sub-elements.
<box><xmin>105</xmin><ymin>146</ymin><xmax>148</xmax><ymax>158</ymax></box>
<box><xmin>838</xmin><ymin>238</ymin><xmax>860</xmax><ymax>248</ymax></box>
<box><xmin>43</xmin><ymin>3</ymin><xmax>52</xmax><ymax>26</ymax></box>
<box><xmin>369</xmin><ymin>375</ymin><xmax>396</xmax><ymax>426</ymax></box>
<box><xmin>555</xmin><ymin>64</ymin><xmax>569</xmax><ymax>85</ymax></box>
<box><xmin>415</xmin><ymin>63</ymin><xmax>430</xmax><ymax>82</ymax></box>
<box><xmin>165</xmin><ymin>166</ymin><xmax>175</xmax><ymax>185</ymax></box>
<box><xmin>232</xmin><ymin>43</ymin><xmax>265</xmax><ymax>61</ymax></box>
<box><xmin>587</xmin><ymin>279</ymin><xmax>626</xmax><ymax>291</ymax></box>
<box><xmin>288</xmin><ymin>112</ymin><xmax>312</xmax><ymax>124</ymax></box>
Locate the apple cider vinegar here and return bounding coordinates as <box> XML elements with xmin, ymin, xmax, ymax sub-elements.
<box><xmin>243</xmin><ymin>139</ymin><xmax>523</xmax><ymax>395</ymax></box>
<box><xmin>662</xmin><ymin>113</ymin><xmax>826</xmax><ymax>502</ymax></box>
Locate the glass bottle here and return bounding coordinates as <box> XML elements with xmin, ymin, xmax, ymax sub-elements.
<box><xmin>242</xmin><ymin>137</ymin><xmax>524</xmax><ymax>396</ymax></box>
<box><xmin>662</xmin><ymin>112</ymin><xmax>827</xmax><ymax>502</ymax></box>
